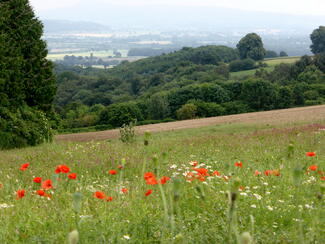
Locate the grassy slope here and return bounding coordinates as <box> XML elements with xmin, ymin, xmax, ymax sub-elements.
<box><xmin>0</xmin><ymin>118</ymin><xmax>324</xmax><ymax>243</ymax></box>
<box><xmin>230</xmin><ymin>56</ymin><xmax>300</xmax><ymax>78</ymax></box>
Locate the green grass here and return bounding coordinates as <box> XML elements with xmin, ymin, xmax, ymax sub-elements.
<box><xmin>0</xmin><ymin>121</ymin><xmax>324</xmax><ymax>243</ymax></box>
<box><xmin>231</xmin><ymin>56</ymin><xmax>300</xmax><ymax>79</ymax></box>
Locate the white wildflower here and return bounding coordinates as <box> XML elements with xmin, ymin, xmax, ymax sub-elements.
<box><xmin>266</xmin><ymin>206</ymin><xmax>274</xmax><ymax>211</ymax></box>
<box><xmin>251</xmin><ymin>204</ymin><xmax>257</xmax><ymax>208</ymax></box>
<box><xmin>253</xmin><ymin>194</ymin><xmax>262</xmax><ymax>200</ymax></box>
<box><xmin>240</xmin><ymin>192</ymin><xmax>248</xmax><ymax>196</ymax></box>
<box><xmin>170</xmin><ymin>164</ymin><xmax>177</xmax><ymax>169</ymax></box>
<box><xmin>123</xmin><ymin>235</ymin><xmax>130</xmax><ymax>240</ymax></box>
<box><xmin>0</xmin><ymin>203</ymin><xmax>14</xmax><ymax>209</ymax></box>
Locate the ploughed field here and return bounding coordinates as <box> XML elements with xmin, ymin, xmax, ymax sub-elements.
<box><xmin>56</xmin><ymin>104</ymin><xmax>325</xmax><ymax>142</ymax></box>
<box><xmin>0</xmin><ymin>105</ymin><xmax>325</xmax><ymax>243</ymax></box>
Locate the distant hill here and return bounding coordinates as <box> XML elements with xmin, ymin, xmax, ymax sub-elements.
<box><xmin>42</xmin><ymin>19</ymin><xmax>111</xmax><ymax>34</ymax></box>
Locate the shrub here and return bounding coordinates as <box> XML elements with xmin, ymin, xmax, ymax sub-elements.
<box><xmin>119</xmin><ymin>120</ymin><xmax>136</xmax><ymax>143</ymax></box>
<box><xmin>229</xmin><ymin>59</ymin><xmax>256</xmax><ymax>72</ymax></box>
<box><xmin>0</xmin><ymin>106</ymin><xmax>52</xmax><ymax>150</ymax></box>
<box><xmin>176</xmin><ymin>103</ymin><xmax>197</xmax><ymax>120</ymax></box>
<box><xmin>189</xmin><ymin>100</ymin><xmax>225</xmax><ymax>117</ymax></box>
<box><xmin>99</xmin><ymin>102</ymin><xmax>143</xmax><ymax>127</ymax></box>
<box><xmin>222</xmin><ymin>101</ymin><xmax>252</xmax><ymax>115</ymax></box>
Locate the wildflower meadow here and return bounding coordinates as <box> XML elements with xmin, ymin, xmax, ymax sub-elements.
<box><xmin>0</xmin><ymin>122</ymin><xmax>324</xmax><ymax>243</ymax></box>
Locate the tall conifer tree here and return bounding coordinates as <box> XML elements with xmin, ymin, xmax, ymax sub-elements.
<box><xmin>0</xmin><ymin>0</ymin><xmax>56</xmax><ymax>149</ymax></box>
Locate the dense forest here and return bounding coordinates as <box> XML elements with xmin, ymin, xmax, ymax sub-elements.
<box><xmin>54</xmin><ymin>27</ymin><xmax>325</xmax><ymax>132</ymax></box>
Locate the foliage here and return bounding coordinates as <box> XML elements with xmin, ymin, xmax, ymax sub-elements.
<box><xmin>229</xmin><ymin>59</ymin><xmax>256</xmax><ymax>72</ymax></box>
<box><xmin>310</xmin><ymin>26</ymin><xmax>325</xmax><ymax>54</ymax></box>
<box><xmin>0</xmin><ymin>106</ymin><xmax>52</xmax><ymax>150</ymax></box>
<box><xmin>237</xmin><ymin>33</ymin><xmax>266</xmax><ymax>61</ymax></box>
<box><xmin>176</xmin><ymin>103</ymin><xmax>198</xmax><ymax>120</ymax></box>
<box><xmin>279</xmin><ymin>51</ymin><xmax>288</xmax><ymax>57</ymax></box>
<box><xmin>265</xmin><ymin>50</ymin><xmax>278</xmax><ymax>58</ymax></box>
<box><xmin>0</xmin><ymin>0</ymin><xmax>56</xmax><ymax>149</ymax></box>
<box><xmin>99</xmin><ymin>102</ymin><xmax>143</xmax><ymax>127</ymax></box>
<box><xmin>119</xmin><ymin>120</ymin><xmax>136</xmax><ymax>143</ymax></box>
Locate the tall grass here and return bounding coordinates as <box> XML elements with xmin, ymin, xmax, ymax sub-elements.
<box><xmin>0</xmin><ymin>122</ymin><xmax>324</xmax><ymax>243</ymax></box>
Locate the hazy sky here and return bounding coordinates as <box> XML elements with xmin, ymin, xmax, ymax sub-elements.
<box><xmin>30</xmin><ymin>0</ymin><xmax>325</xmax><ymax>16</ymax></box>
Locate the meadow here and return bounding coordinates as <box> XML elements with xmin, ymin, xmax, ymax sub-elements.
<box><xmin>230</xmin><ymin>56</ymin><xmax>300</xmax><ymax>78</ymax></box>
<box><xmin>0</xmin><ymin>119</ymin><xmax>324</xmax><ymax>243</ymax></box>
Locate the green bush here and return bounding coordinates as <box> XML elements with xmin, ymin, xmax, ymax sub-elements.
<box><xmin>99</xmin><ymin>102</ymin><xmax>143</xmax><ymax>127</ymax></box>
<box><xmin>189</xmin><ymin>100</ymin><xmax>225</xmax><ymax>117</ymax></box>
<box><xmin>176</xmin><ymin>103</ymin><xmax>198</xmax><ymax>120</ymax></box>
<box><xmin>229</xmin><ymin>59</ymin><xmax>256</xmax><ymax>72</ymax></box>
<box><xmin>0</xmin><ymin>106</ymin><xmax>52</xmax><ymax>150</ymax></box>
<box><xmin>222</xmin><ymin>101</ymin><xmax>252</xmax><ymax>115</ymax></box>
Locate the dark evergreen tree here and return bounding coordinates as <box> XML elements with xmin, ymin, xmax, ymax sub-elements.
<box><xmin>0</xmin><ymin>0</ymin><xmax>56</xmax><ymax>149</ymax></box>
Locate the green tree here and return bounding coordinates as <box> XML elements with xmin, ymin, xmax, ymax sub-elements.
<box><xmin>99</xmin><ymin>102</ymin><xmax>143</xmax><ymax>127</ymax></box>
<box><xmin>0</xmin><ymin>0</ymin><xmax>56</xmax><ymax>149</ymax></box>
<box><xmin>176</xmin><ymin>104</ymin><xmax>197</xmax><ymax>120</ymax></box>
<box><xmin>279</xmin><ymin>51</ymin><xmax>288</xmax><ymax>57</ymax></box>
<box><xmin>237</xmin><ymin>33</ymin><xmax>266</xmax><ymax>61</ymax></box>
<box><xmin>310</xmin><ymin>26</ymin><xmax>325</xmax><ymax>54</ymax></box>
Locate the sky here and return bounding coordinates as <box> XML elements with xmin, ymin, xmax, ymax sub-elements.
<box><xmin>29</xmin><ymin>0</ymin><xmax>325</xmax><ymax>16</ymax></box>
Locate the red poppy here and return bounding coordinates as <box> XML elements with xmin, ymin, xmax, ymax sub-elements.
<box><xmin>94</xmin><ymin>191</ymin><xmax>105</xmax><ymax>199</ymax></box>
<box><xmin>36</xmin><ymin>189</ymin><xmax>45</xmax><ymax>196</ymax></box>
<box><xmin>121</xmin><ymin>188</ymin><xmax>128</xmax><ymax>194</ymax></box>
<box><xmin>194</xmin><ymin>168</ymin><xmax>209</xmax><ymax>176</ymax></box>
<box><xmin>309</xmin><ymin>165</ymin><xmax>318</xmax><ymax>171</ymax></box>
<box><xmin>321</xmin><ymin>176</ymin><xmax>325</xmax><ymax>181</ymax></box>
<box><xmin>144</xmin><ymin>172</ymin><xmax>155</xmax><ymax>180</ymax></box>
<box><xmin>55</xmin><ymin>165</ymin><xmax>70</xmax><ymax>174</ymax></box>
<box><xmin>118</xmin><ymin>165</ymin><xmax>123</xmax><ymax>169</ymax></box>
<box><xmin>16</xmin><ymin>189</ymin><xmax>25</xmax><ymax>199</ymax></box>
<box><xmin>146</xmin><ymin>177</ymin><xmax>158</xmax><ymax>185</ymax></box>
<box><xmin>239</xmin><ymin>186</ymin><xmax>245</xmax><ymax>191</ymax></box>
<box><xmin>109</xmin><ymin>170</ymin><xmax>117</xmax><ymax>175</ymax></box>
<box><xmin>41</xmin><ymin>179</ymin><xmax>53</xmax><ymax>190</ymax></box>
<box><xmin>33</xmin><ymin>177</ymin><xmax>42</xmax><ymax>183</ymax></box>
<box><xmin>306</xmin><ymin>152</ymin><xmax>316</xmax><ymax>157</ymax></box>
<box><xmin>254</xmin><ymin>170</ymin><xmax>261</xmax><ymax>176</ymax></box>
<box><xmin>20</xmin><ymin>163</ymin><xmax>30</xmax><ymax>171</ymax></box>
<box><xmin>197</xmin><ymin>175</ymin><xmax>206</xmax><ymax>182</ymax></box>
<box><xmin>106</xmin><ymin>196</ymin><xmax>113</xmax><ymax>202</ymax></box>
<box><xmin>235</xmin><ymin>162</ymin><xmax>243</xmax><ymax>168</ymax></box>
<box><xmin>272</xmin><ymin>170</ymin><xmax>280</xmax><ymax>176</ymax></box>
<box><xmin>212</xmin><ymin>170</ymin><xmax>221</xmax><ymax>176</ymax></box>
<box><xmin>145</xmin><ymin>189</ymin><xmax>153</xmax><ymax>196</ymax></box>
<box><xmin>160</xmin><ymin>176</ymin><xmax>171</xmax><ymax>185</ymax></box>
<box><xmin>264</xmin><ymin>170</ymin><xmax>272</xmax><ymax>176</ymax></box>
<box><xmin>144</xmin><ymin>172</ymin><xmax>158</xmax><ymax>185</ymax></box>
<box><xmin>68</xmin><ymin>173</ymin><xmax>77</xmax><ymax>180</ymax></box>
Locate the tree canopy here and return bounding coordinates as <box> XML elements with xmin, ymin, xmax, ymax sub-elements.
<box><xmin>310</xmin><ymin>26</ymin><xmax>325</xmax><ymax>54</ymax></box>
<box><xmin>236</xmin><ymin>33</ymin><xmax>266</xmax><ymax>61</ymax></box>
<box><xmin>0</xmin><ymin>0</ymin><xmax>56</xmax><ymax>149</ymax></box>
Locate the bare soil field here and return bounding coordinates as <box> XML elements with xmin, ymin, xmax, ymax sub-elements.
<box><xmin>55</xmin><ymin>105</ymin><xmax>325</xmax><ymax>142</ymax></box>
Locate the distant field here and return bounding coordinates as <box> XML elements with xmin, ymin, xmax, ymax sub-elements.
<box><xmin>231</xmin><ymin>56</ymin><xmax>300</xmax><ymax>78</ymax></box>
<box><xmin>47</xmin><ymin>49</ymin><xmax>129</xmax><ymax>60</ymax></box>
<box><xmin>264</xmin><ymin>56</ymin><xmax>300</xmax><ymax>66</ymax></box>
